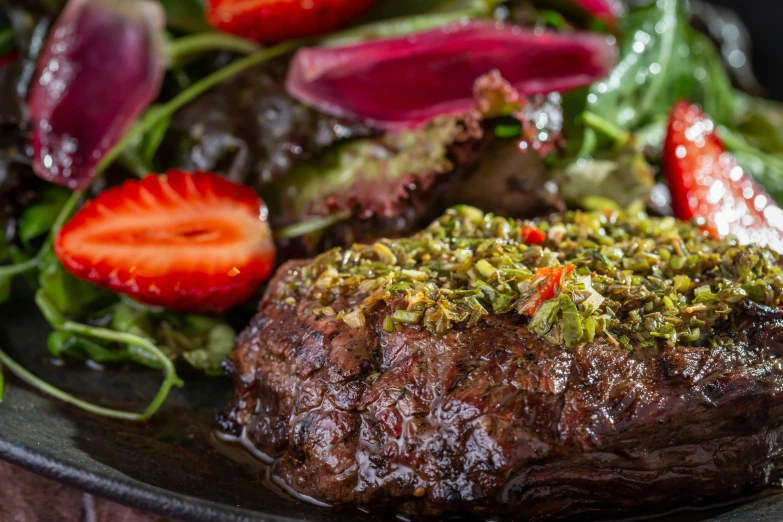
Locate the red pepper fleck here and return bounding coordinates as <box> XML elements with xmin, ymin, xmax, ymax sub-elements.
<box><xmin>520</xmin><ymin>265</ymin><xmax>576</xmax><ymax>316</ymax></box>
<box><xmin>521</xmin><ymin>226</ymin><xmax>546</xmax><ymax>245</ymax></box>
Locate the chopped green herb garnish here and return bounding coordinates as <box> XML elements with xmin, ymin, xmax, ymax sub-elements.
<box><xmin>282</xmin><ymin>207</ymin><xmax>783</xmax><ymax>349</ymax></box>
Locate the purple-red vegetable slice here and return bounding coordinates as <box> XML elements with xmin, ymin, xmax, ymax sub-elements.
<box><xmin>286</xmin><ymin>21</ymin><xmax>617</xmax><ymax>131</ymax></box>
<box><xmin>29</xmin><ymin>0</ymin><xmax>165</xmax><ymax>189</ymax></box>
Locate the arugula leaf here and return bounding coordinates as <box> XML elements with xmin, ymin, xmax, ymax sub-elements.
<box><xmin>48</xmin><ymin>331</ymin><xmax>141</xmax><ymax>365</ymax></box>
<box><xmin>38</xmin><ymin>251</ymin><xmax>117</xmax><ymax>317</ymax></box>
<box><xmin>111</xmin><ymin>302</ymin><xmax>235</xmax><ymax>375</ymax></box>
<box><xmin>123</xmin><ymin>106</ymin><xmax>172</xmax><ymax>176</ymax></box>
<box><xmin>323</xmin><ymin>12</ymin><xmax>473</xmax><ymax>46</ymax></box>
<box><xmin>18</xmin><ymin>186</ymin><xmax>71</xmax><ymax>248</ymax></box>
<box><xmin>587</xmin><ymin>0</ymin><xmax>733</xmax><ymax>131</ymax></box>
<box><xmin>157</xmin><ymin>0</ymin><xmax>210</xmax><ymax>33</ymax></box>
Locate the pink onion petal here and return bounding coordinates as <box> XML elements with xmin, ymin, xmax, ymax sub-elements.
<box><xmin>30</xmin><ymin>0</ymin><xmax>165</xmax><ymax>189</ymax></box>
<box><xmin>286</xmin><ymin>21</ymin><xmax>617</xmax><ymax>131</ymax></box>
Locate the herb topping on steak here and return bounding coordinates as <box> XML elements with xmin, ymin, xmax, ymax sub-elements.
<box><xmin>274</xmin><ymin>206</ymin><xmax>783</xmax><ymax>349</ymax></box>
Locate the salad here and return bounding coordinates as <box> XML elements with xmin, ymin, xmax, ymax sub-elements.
<box><xmin>0</xmin><ymin>0</ymin><xmax>782</xmax><ymax>421</ymax></box>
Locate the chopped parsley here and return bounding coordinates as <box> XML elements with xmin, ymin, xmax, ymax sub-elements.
<box><xmin>280</xmin><ymin>206</ymin><xmax>783</xmax><ymax>349</ymax></box>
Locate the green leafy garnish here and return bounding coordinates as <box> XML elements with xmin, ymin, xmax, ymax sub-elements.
<box><xmin>157</xmin><ymin>0</ymin><xmax>210</xmax><ymax>32</ymax></box>
<box><xmin>529</xmin><ymin>298</ymin><xmax>561</xmax><ymax>337</ymax></box>
<box><xmin>111</xmin><ymin>303</ymin><xmax>236</xmax><ymax>376</ymax></box>
<box><xmin>559</xmin><ymin>294</ymin><xmax>583</xmax><ymax>347</ymax></box>
<box><xmin>38</xmin><ymin>252</ymin><xmax>117</xmax><ymax>317</ymax></box>
<box><xmin>19</xmin><ymin>186</ymin><xmax>71</xmax><ymax>248</ymax></box>
<box><xmin>586</xmin><ymin>0</ymin><xmax>734</xmax><ymax>130</ymax></box>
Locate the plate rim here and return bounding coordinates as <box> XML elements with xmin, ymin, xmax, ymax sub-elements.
<box><xmin>0</xmin><ymin>429</ymin><xmax>301</xmax><ymax>522</ymax></box>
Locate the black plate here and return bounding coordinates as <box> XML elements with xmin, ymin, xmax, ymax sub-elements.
<box><xmin>3</xmin><ymin>288</ymin><xmax>783</xmax><ymax>522</ymax></box>
<box><xmin>1</xmin><ymin>2</ymin><xmax>783</xmax><ymax>516</ymax></box>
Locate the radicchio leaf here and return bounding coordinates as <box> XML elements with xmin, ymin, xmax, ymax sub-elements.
<box><xmin>29</xmin><ymin>0</ymin><xmax>165</xmax><ymax>189</ymax></box>
<box><xmin>286</xmin><ymin>20</ymin><xmax>616</xmax><ymax>131</ymax></box>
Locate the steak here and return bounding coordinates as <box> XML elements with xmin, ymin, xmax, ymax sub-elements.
<box><xmin>221</xmin><ymin>207</ymin><xmax>783</xmax><ymax>520</ymax></box>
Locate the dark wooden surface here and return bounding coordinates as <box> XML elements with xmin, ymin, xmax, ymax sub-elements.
<box><xmin>0</xmin><ymin>460</ymin><xmax>182</xmax><ymax>522</ymax></box>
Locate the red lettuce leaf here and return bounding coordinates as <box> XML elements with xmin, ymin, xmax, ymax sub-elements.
<box><xmin>286</xmin><ymin>20</ymin><xmax>616</xmax><ymax>131</ymax></box>
<box><xmin>29</xmin><ymin>0</ymin><xmax>165</xmax><ymax>189</ymax></box>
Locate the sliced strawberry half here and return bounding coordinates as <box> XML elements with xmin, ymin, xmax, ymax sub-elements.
<box><xmin>206</xmin><ymin>0</ymin><xmax>375</xmax><ymax>43</ymax></box>
<box><xmin>663</xmin><ymin>101</ymin><xmax>783</xmax><ymax>253</ymax></box>
<box><xmin>55</xmin><ymin>170</ymin><xmax>276</xmax><ymax>313</ymax></box>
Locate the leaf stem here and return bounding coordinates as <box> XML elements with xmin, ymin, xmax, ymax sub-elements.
<box><xmin>0</xmin><ymin>190</ymin><xmax>81</xmax><ymax>280</ymax></box>
<box><xmin>96</xmin><ymin>40</ymin><xmax>302</xmax><ymax>176</ymax></box>
<box><xmin>274</xmin><ymin>211</ymin><xmax>352</xmax><ymax>239</ymax></box>
<box><xmin>718</xmin><ymin>126</ymin><xmax>783</xmax><ymax>173</ymax></box>
<box><xmin>0</xmin><ymin>257</ymin><xmax>39</xmax><ymax>279</ymax></box>
<box><xmin>634</xmin><ymin>0</ymin><xmax>678</xmax><ymax>126</ymax></box>
<box><xmin>0</xmin><ymin>338</ymin><xmax>179</xmax><ymax>421</ymax></box>
<box><xmin>165</xmin><ymin>32</ymin><xmax>260</xmax><ymax>67</ymax></box>
<box><xmin>581</xmin><ymin>111</ymin><xmax>631</xmax><ymax>145</ymax></box>
<box><xmin>0</xmin><ymin>290</ymin><xmax>185</xmax><ymax>422</ymax></box>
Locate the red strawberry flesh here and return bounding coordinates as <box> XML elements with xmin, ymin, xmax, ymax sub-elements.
<box><xmin>663</xmin><ymin>101</ymin><xmax>783</xmax><ymax>253</ymax></box>
<box><xmin>286</xmin><ymin>21</ymin><xmax>617</xmax><ymax>131</ymax></box>
<box><xmin>55</xmin><ymin>171</ymin><xmax>276</xmax><ymax>313</ymax></box>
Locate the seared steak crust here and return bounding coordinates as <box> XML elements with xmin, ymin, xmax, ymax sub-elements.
<box><xmin>222</xmin><ymin>260</ymin><xmax>783</xmax><ymax>519</ymax></box>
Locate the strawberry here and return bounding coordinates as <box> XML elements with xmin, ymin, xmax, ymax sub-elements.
<box><xmin>519</xmin><ymin>265</ymin><xmax>575</xmax><ymax>316</ymax></box>
<box><xmin>54</xmin><ymin>170</ymin><xmax>276</xmax><ymax>313</ymax></box>
<box><xmin>663</xmin><ymin>101</ymin><xmax>783</xmax><ymax>253</ymax></box>
<box><xmin>206</xmin><ymin>0</ymin><xmax>375</xmax><ymax>43</ymax></box>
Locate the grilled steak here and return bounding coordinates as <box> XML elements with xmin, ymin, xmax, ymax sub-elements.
<box><xmin>221</xmin><ymin>207</ymin><xmax>783</xmax><ymax>519</ymax></box>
